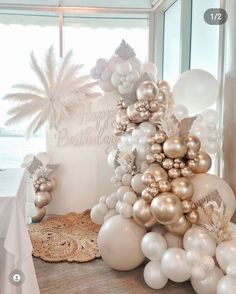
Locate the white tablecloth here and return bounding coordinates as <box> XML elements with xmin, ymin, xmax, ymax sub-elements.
<box><xmin>0</xmin><ymin>168</ymin><xmax>39</xmax><ymax>294</ymax></box>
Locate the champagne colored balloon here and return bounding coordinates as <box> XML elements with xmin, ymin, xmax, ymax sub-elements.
<box><xmin>151</xmin><ymin>192</ymin><xmax>183</xmax><ymax>225</ymax></box>
<box><xmin>161</xmin><ymin>248</ymin><xmax>191</xmax><ymax>282</ymax></box>
<box><xmin>144</xmin><ymin>164</ymin><xmax>168</xmax><ymax>183</ymax></box>
<box><xmin>97</xmin><ymin>215</ymin><xmax>146</xmax><ymax>271</ymax></box>
<box><xmin>171</xmin><ymin>177</ymin><xmax>193</xmax><ymax>200</ymax></box>
<box><xmin>131</xmin><ymin>173</ymin><xmax>146</xmax><ymax>194</ymax></box>
<box><xmin>35</xmin><ymin>191</ymin><xmax>52</xmax><ymax>208</ymax></box>
<box><xmin>144</xmin><ymin>261</ymin><xmax>168</xmax><ymax>290</ymax></box>
<box><xmin>116</xmin><ymin>109</ymin><xmax>128</xmax><ymax>124</ymax></box>
<box><xmin>133</xmin><ymin>198</ymin><xmax>157</xmax><ymax>228</ymax></box>
<box><xmin>158</xmin><ymin>180</ymin><xmax>171</xmax><ymax>192</ymax></box>
<box><xmin>141</xmin><ymin>232</ymin><xmax>167</xmax><ymax>261</ymax></box>
<box><xmin>182</xmin><ymin>199</ymin><xmax>192</xmax><ymax>213</ymax></box>
<box><xmin>173</xmin><ymin>69</ymin><xmax>219</xmax><ymax>113</ymax></box>
<box><xmin>32</xmin><ymin>206</ymin><xmax>46</xmax><ymax>222</ymax></box>
<box><xmin>183</xmin><ymin>226</ymin><xmax>216</xmax><ymax>256</ymax></box>
<box><xmin>163</xmin><ymin>137</ymin><xmax>187</xmax><ymax>159</ymax></box>
<box><xmin>164</xmin><ymin>232</ymin><xmax>183</xmax><ymax>248</ymax></box>
<box><xmin>215</xmin><ymin>239</ymin><xmax>236</xmax><ymax>271</ymax></box>
<box><xmin>142</xmin><ymin>173</ymin><xmax>155</xmax><ymax>186</ymax></box>
<box><xmin>217</xmin><ymin>275</ymin><xmax>236</xmax><ymax>294</ymax></box>
<box><xmin>191</xmin><ymin>151</ymin><xmax>212</xmax><ymax>173</ymax></box>
<box><xmin>186</xmin><ymin>135</ymin><xmax>201</xmax><ymax>152</ymax></box>
<box><xmin>157</xmin><ymin>80</ymin><xmax>171</xmax><ymax>92</ymax></box>
<box><xmin>191</xmin><ymin>266</ymin><xmax>223</xmax><ymax>294</ymax></box>
<box><xmin>191</xmin><ymin>174</ymin><xmax>236</xmax><ymax>218</ymax></box>
<box><xmin>39</xmin><ymin>183</ymin><xmax>48</xmax><ymax>192</ymax></box>
<box><xmin>136</xmin><ymin>81</ymin><xmax>159</xmax><ymax>101</ymax></box>
<box><xmin>127</xmin><ymin>104</ymin><xmax>143</xmax><ymax>123</ymax></box>
<box><xmin>165</xmin><ymin>215</ymin><xmax>192</xmax><ymax>235</ymax></box>
<box><xmin>46</xmin><ymin>180</ymin><xmax>54</xmax><ymax>192</ymax></box>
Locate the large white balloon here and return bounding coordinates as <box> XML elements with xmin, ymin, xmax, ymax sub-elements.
<box><xmin>97</xmin><ymin>215</ymin><xmax>146</xmax><ymax>271</ymax></box>
<box><xmin>144</xmin><ymin>261</ymin><xmax>168</xmax><ymax>290</ymax></box>
<box><xmin>191</xmin><ymin>174</ymin><xmax>236</xmax><ymax>218</ymax></box>
<box><xmin>170</xmin><ymin>104</ymin><xmax>188</xmax><ymax>121</ymax></box>
<box><xmin>215</xmin><ymin>239</ymin><xmax>236</xmax><ymax>271</ymax></box>
<box><xmin>161</xmin><ymin>248</ymin><xmax>191</xmax><ymax>282</ymax></box>
<box><xmin>191</xmin><ymin>266</ymin><xmax>223</xmax><ymax>294</ymax></box>
<box><xmin>217</xmin><ymin>275</ymin><xmax>236</xmax><ymax>294</ymax></box>
<box><xmin>183</xmin><ymin>226</ymin><xmax>216</xmax><ymax>257</ymax></box>
<box><xmin>141</xmin><ymin>232</ymin><xmax>167</xmax><ymax>261</ymax></box>
<box><xmin>173</xmin><ymin>69</ymin><xmax>219</xmax><ymax>113</ymax></box>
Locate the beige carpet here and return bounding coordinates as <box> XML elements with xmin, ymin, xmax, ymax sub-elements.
<box><xmin>28</xmin><ymin>210</ymin><xmax>101</xmax><ymax>263</ymax></box>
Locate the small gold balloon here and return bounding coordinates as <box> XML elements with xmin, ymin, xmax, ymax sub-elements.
<box><xmin>157</xmin><ymin>80</ymin><xmax>171</xmax><ymax>92</ymax></box>
<box><xmin>187</xmin><ymin>149</ymin><xmax>198</xmax><ymax>160</ymax></box>
<box><xmin>40</xmin><ymin>183</ymin><xmax>48</xmax><ymax>192</ymax></box>
<box><xmin>136</xmin><ymin>81</ymin><xmax>159</xmax><ymax>101</ymax></box>
<box><xmin>182</xmin><ymin>199</ymin><xmax>192</xmax><ymax>213</ymax></box>
<box><xmin>181</xmin><ymin>167</ymin><xmax>193</xmax><ymax>178</ymax></box>
<box><xmin>46</xmin><ymin>181</ymin><xmax>54</xmax><ymax>192</ymax></box>
<box><xmin>162</xmin><ymin>158</ymin><xmax>174</xmax><ymax>170</ymax></box>
<box><xmin>154</xmin><ymin>131</ymin><xmax>166</xmax><ymax>143</ymax></box>
<box><xmin>141</xmin><ymin>189</ymin><xmax>153</xmax><ymax>202</ymax></box>
<box><xmin>186</xmin><ymin>210</ymin><xmax>199</xmax><ymax>223</ymax></box>
<box><xmin>165</xmin><ymin>215</ymin><xmax>192</xmax><ymax>235</ymax></box>
<box><xmin>141</xmin><ymin>173</ymin><xmax>155</xmax><ymax>186</ymax></box>
<box><xmin>146</xmin><ymin>153</ymin><xmax>156</xmax><ymax>164</ymax></box>
<box><xmin>186</xmin><ymin>135</ymin><xmax>201</xmax><ymax>152</ymax></box>
<box><xmin>151</xmin><ymin>143</ymin><xmax>162</xmax><ymax>154</ymax></box>
<box><xmin>126</xmin><ymin>123</ymin><xmax>137</xmax><ymax>132</ymax></box>
<box><xmin>32</xmin><ymin>206</ymin><xmax>46</xmax><ymax>222</ymax></box>
<box><xmin>116</xmin><ymin>109</ymin><xmax>128</xmax><ymax>124</ymax></box>
<box><xmin>153</xmin><ymin>153</ymin><xmax>163</xmax><ymax>163</ymax></box>
<box><xmin>187</xmin><ymin>159</ymin><xmax>198</xmax><ymax>170</ymax></box>
<box><xmin>171</xmin><ymin>177</ymin><xmax>193</xmax><ymax>200</ymax></box>
<box><xmin>127</xmin><ymin>104</ymin><xmax>143</xmax><ymax>123</ymax></box>
<box><xmin>163</xmin><ymin>137</ymin><xmax>187</xmax><ymax>159</ymax></box>
<box><xmin>147</xmin><ymin>136</ymin><xmax>155</xmax><ymax>145</ymax></box>
<box><xmin>150</xmin><ymin>192</ymin><xmax>183</xmax><ymax>225</ymax></box>
<box><xmin>158</xmin><ymin>180</ymin><xmax>171</xmax><ymax>192</ymax></box>
<box><xmin>144</xmin><ymin>164</ymin><xmax>168</xmax><ymax>182</ymax></box>
<box><xmin>191</xmin><ymin>151</ymin><xmax>212</xmax><ymax>173</ymax></box>
<box><xmin>133</xmin><ymin>198</ymin><xmax>157</xmax><ymax>228</ymax></box>
<box><xmin>168</xmin><ymin>168</ymin><xmax>181</xmax><ymax>179</ymax></box>
<box><xmin>149</xmin><ymin>100</ymin><xmax>159</xmax><ymax>112</ymax></box>
<box><xmin>35</xmin><ymin>191</ymin><xmax>52</xmax><ymax>208</ymax></box>
<box><xmin>156</xmin><ymin>91</ymin><xmax>167</xmax><ymax>105</ymax></box>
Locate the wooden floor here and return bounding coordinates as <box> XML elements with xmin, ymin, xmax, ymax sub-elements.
<box><xmin>34</xmin><ymin>257</ymin><xmax>194</xmax><ymax>294</ymax></box>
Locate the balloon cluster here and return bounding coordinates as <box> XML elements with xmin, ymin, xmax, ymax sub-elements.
<box><xmin>22</xmin><ymin>152</ymin><xmax>58</xmax><ymax>222</ymax></box>
<box><xmin>90</xmin><ymin>41</ymin><xmax>236</xmax><ymax>293</ymax></box>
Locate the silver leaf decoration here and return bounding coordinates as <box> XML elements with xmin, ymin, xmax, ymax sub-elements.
<box><xmin>27</xmin><ymin>156</ymin><xmax>43</xmax><ymax>177</ymax></box>
<box><xmin>115</xmin><ymin>39</ymin><xmax>136</xmax><ymax>60</ymax></box>
<box><xmin>179</xmin><ymin>116</ymin><xmax>197</xmax><ymax>137</ymax></box>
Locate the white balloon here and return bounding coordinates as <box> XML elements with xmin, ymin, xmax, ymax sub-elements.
<box><xmin>116</xmin><ymin>61</ymin><xmax>132</xmax><ymax>75</ymax></box>
<box><xmin>191</xmin><ymin>265</ymin><xmax>206</xmax><ymax>280</ymax></box>
<box><xmin>139</xmin><ymin>122</ymin><xmax>157</xmax><ymax>136</ymax></box>
<box><xmin>140</xmin><ymin>162</ymin><xmax>149</xmax><ymax>173</ymax></box>
<box><xmin>217</xmin><ymin>275</ymin><xmax>236</xmax><ymax>294</ymax></box>
<box><xmin>106</xmin><ymin>195</ymin><xmax>117</xmax><ymax>209</ymax></box>
<box><xmin>183</xmin><ymin>226</ymin><xmax>216</xmax><ymax>257</ymax></box>
<box><xmin>131</xmin><ymin>173</ymin><xmax>146</xmax><ymax>194</ymax></box>
<box><xmin>202</xmin><ymin>109</ymin><xmax>219</xmax><ymax>123</ymax></box>
<box><xmin>99</xmin><ymin>80</ymin><xmax>115</xmax><ymax>92</ymax></box>
<box><xmin>191</xmin><ymin>266</ymin><xmax>223</xmax><ymax>294</ymax></box>
<box><xmin>191</xmin><ymin>174</ymin><xmax>236</xmax><ymax>218</ymax></box>
<box><xmin>90</xmin><ymin>205</ymin><xmax>105</xmax><ymax>225</ymax></box>
<box><xmin>201</xmin><ymin>140</ymin><xmax>219</xmax><ymax>154</ymax></box>
<box><xmin>170</xmin><ymin>105</ymin><xmax>189</xmax><ymax>120</ymax></box>
<box><xmin>129</xmin><ymin>57</ymin><xmax>142</xmax><ymax>73</ymax></box>
<box><xmin>216</xmin><ymin>239</ymin><xmax>236</xmax><ymax>271</ymax></box>
<box><xmin>108</xmin><ymin>55</ymin><xmax>123</xmax><ymax>71</ymax></box>
<box><xmin>107</xmin><ymin>150</ymin><xmax>117</xmax><ymax>168</ymax></box>
<box><xmin>97</xmin><ymin>202</ymin><xmax>108</xmax><ymax>215</ymax></box>
<box><xmin>161</xmin><ymin>248</ymin><xmax>191</xmax><ymax>282</ymax></box>
<box><xmin>143</xmin><ymin>62</ymin><xmax>158</xmax><ymax>78</ymax></box>
<box><xmin>164</xmin><ymin>232</ymin><xmax>183</xmax><ymax>248</ymax></box>
<box><xmin>207</xmin><ymin>130</ymin><xmax>218</xmax><ymax>142</ymax></box>
<box><xmin>97</xmin><ymin>215</ymin><xmax>146</xmax><ymax>271</ymax></box>
<box><xmin>201</xmin><ymin>255</ymin><xmax>215</xmax><ymax>271</ymax></box>
<box><xmin>126</xmin><ymin>70</ymin><xmax>139</xmax><ymax>82</ymax></box>
<box><xmin>141</xmin><ymin>232</ymin><xmax>167</xmax><ymax>261</ymax></box>
<box><xmin>116</xmin><ymin>186</ymin><xmax>132</xmax><ymax>201</ymax></box>
<box><xmin>115</xmin><ymin>200</ymin><xmax>122</xmax><ymax>213</ymax></box>
<box><xmin>123</xmin><ymin>191</ymin><xmax>137</xmax><ymax>205</ymax></box>
<box><xmin>186</xmin><ymin>249</ymin><xmax>201</xmax><ymax>265</ymax></box>
<box><xmin>151</xmin><ymin>224</ymin><xmax>167</xmax><ymax>236</ymax></box>
<box><xmin>226</xmin><ymin>263</ymin><xmax>236</xmax><ymax>278</ymax></box>
<box><xmin>115</xmin><ymin>166</ymin><xmax>126</xmax><ymax>177</ymax></box>
<box><xmin>122</xmin><ymin>173</ymin><xmax>132</xmax><ymax>186</ymax></box>
<box><xmin>173</xmin><ymin>69</ymin><xmax>219</xmax><ymax>113</ymax></box>
<box><xmin>119</xmin><ymin>202</ymin><xmax>133</xmax><ymax>218</ymax></box>
<box><xmin>104</xmin><ymin>209</ymin><xmax>117</xmax><ymax>222</ymax></box>
<box><xmin>111</xmin><ymin>72</ymin><xmax>121</xmax><ymax>87</ymax></box>
<box><xmin>144</xmin><ymin>261</ymin><xmax>168</xmax><ymax>290</ymax></box>
<box><xmin>99</xmin><ymin>195</ymin><xmax>108</xmax><ymax>203</ymax></box>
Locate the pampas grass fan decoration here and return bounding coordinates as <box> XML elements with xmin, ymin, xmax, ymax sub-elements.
<box><xmin>4</xmin><ymin>47</ymin><xmax>100</xmax><ymax>137</ymax></box>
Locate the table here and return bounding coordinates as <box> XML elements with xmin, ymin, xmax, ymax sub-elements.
<box><xmin>0</xmin><ymin>168</ymin><xmax>39</xmax><ymax>294</ymax></box>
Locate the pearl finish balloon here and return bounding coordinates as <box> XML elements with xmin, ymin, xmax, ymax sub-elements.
<box><xmin>191</xmin><ymin>266</ymin><xmax>223</xmax><ymax>294</ymax></box>
<box><xmin>136</xmin><ymin>81</ymin><xmax>159</xmax><ymax>101</ymax></box>
<box><xmin>142</xmin><ymin>173</ymin><xmax>155</xmax><ymax>186</ymax></box>
<box><xmin>183</xmin><ymin>226</ymin><xmax>216</xmax><ymax>256</ymax></box>
<box><xmin>191</xmin><ymin>151</ymin><xmax>212</xmax><ymax>173</ymax></box>
<box><xmin>171</xmin><ymin>177</ymin><xmax>193</xmax><ymax>200</ymax></box>
<box><xmin>191</xmin><ymin>174</ymin><xmax>236</xmax><ymax>218</ymax></box>
<box><xmin>104</xmin><ymin>210</ymin><xmax>117</xmax><ymax>222</ymax></box>
<box><xmin>133</xmin><ymin>198</ymin><xmax>156</xmax><ymax>228</ymax></box>
<box><xmin>144</xmin><ymin>164</ymin><xmax>168</xmax><ymax>182</ymax></box>
<box><xmin>35</xmin><ymin>191</ymin><xmax>52</xmax><ymax>208</ymax></box>
<box><xmin>217</xmin><ymin>275</ymin><xmax>236</xmax><ymax>294</ymax></box>
<box><xmin>90</xmin><ymin>205</ymin><xmax>105</xmax><ymax>225</ymax></box>
<box><xmin>131</xmin><ymin>174</ymin><xmax>146</xmax><ymax>194</ymax></box>
<box><xmin>32</xmin><ymin>206</ymin><xmax>46</xmax><ymax>222</ymax></box>
<box><xmin>161</xmin><ymin>248</ymin><xmax>191</xmax><ymax>282</ymax></box>
<box><xmin>151</xmin><ymin>192</ymin><xmax>183</xmax><ymax>225</ymax></box>
<box><xmin>116</xmin><ymin>186</ymin><xmax>132</xmax><ymax>200</ymax></box>
<box><xmin>164</xmin><ymin>232</ymin><xmax>183</xmax><ymax>248</ymax></box>
<box><xmin>173</xmin><ymin>69</ymin><xmax>219</xmax><ymax>113</ymax></box>
<box><xmin>98</xmin><ymin>215</ymin><xmax>146</xmax><ymax>271</ymax></box>
<box><xmin>215</xmin><ymin>239</ymin><xmax>236</xmax><ymax>271</ymax></box>
<box><xmin>163</xmin><ymin>137</ymin><xmax>187</xmax><ymax>159</ymax></box>
<box><xmin>123</xmin><ymin>191</ymin><xmax>137</xmax><ymax>205</ymax></box>
<box><xmin>165</xmin><ymin>215</ymin><xmax>192</xmax><ymax>235</ymax></box>
<box><xmin>141</xmin><ymin>232</ymin><xmax>167</xmax><ymax>261</ymax></box>
<box><xmin>144</xmin><ymin>261</ymin><xmax>168</xmax><ymax>290</ymax></box>
<box><xmin>186</xmin><ymin>135</ymin><xmax>201</xmax><ymax>152</ymax></box>
<box><xmin>107</xmin><ymin>150</ymin><xmax>117</xmax><ymax>168</ymax></box>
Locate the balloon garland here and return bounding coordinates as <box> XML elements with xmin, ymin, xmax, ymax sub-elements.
<box><xmin>90</xmin><ymin>41</ymin><xmax>236</xmax><ymax>293</ymax></box>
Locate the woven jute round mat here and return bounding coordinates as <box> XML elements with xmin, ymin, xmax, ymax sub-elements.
<box><xmin>28</xmin><ymin>210</ymin><xmax>101</xmax><ymax>263</ymax></box>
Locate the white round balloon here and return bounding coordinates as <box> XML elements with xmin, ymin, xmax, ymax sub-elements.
<box><xmin>216</xmin><ymin>239</ymin><xmax>236</xmax><ymax>271</ymax></box>
<box><xmin>141</xmin><ymin>232</ymin><xmax>167</xmax><ymax>261</ymax></box>
<box><xmin>107</xmin><ymin>150</ymin><xmax>117</xmax><ymax>168</ymax></box>
<box><xmin>217</xmin><ymin>276</ymin><xmax>236</xmax><ymax>294</ymax></box>
<box><xmin>131</xmin><ymin>174</ymin><xmax>146</xmax><ymax>194</ymax></box>
<box><xmin>144</xmin><ymin>261</ymin><xmax>168</xmax><ymax>290</ymax></box>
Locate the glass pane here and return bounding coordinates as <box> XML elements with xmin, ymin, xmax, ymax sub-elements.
<box><xmin>0</xmin><ymin>13</ymin><xmax>58</xmax><ymax>168</ymax></box>
<box><xmin>191</xmin><ymin>0</ymin><xmax>220</xmax><ymax>77</ymax></box>
<box><xmin>63</xmin><ymin>15</ymin><xmax>149</xmax><ymax>70</ymax></box>
<box><xmin>163</xmin><ymin>0</ymin><xmax>181</xmax><ymax>87</ymax></box>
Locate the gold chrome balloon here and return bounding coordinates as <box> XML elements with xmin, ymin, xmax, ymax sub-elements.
<box><xmin>157</xmin><ymin>80</ymin><xmax>171</xmax><ymax>92</ymax></box>
<box><xmin>136</xmin><ymin>81</ymin><xmax>159</xmax><ymax>101</ymax></box>
<box><xmin>32</xmin><ymin>206</ymin><xmax>46</xmax><ymax>222</ymax></box>
<box><xmin>39</xmin><ymin>183</ymin><xmax>48</xmax><ymax>192</ymax></box>
<box><xmin>141</xmin><ymin>189</ymin><xmax>154</xmax><ymax>203</ymax></box>
<box><xmin>158</xmin><ymin>180</ymin><xmax>171</xmax><ymax>192</ymax></box>
<box><xmin>182</xmin><ymin>199</ymin><xmax>192</xmax><ymax>213</ymax></box>
<box><xmin>171</xmin><ymin>177</ymin><xmax>193</xmax><ymax>200</ymax></box>
<box><xmin>187</xmin><ymin>149</ymin><xmax>198</xmax><ymax>160</ymax></box>
<box><xmin>144</xmin><ymin>164</ymin><xmax>168</xmax><ymax>182</ymax></box>
<box><xmin>132</xmin><ymin>198</ymin><xmax>157</xmax><ymax>228</ymax></box>
<box><xmin>154</xmin><ymin>131</ymin><xmax>166</xmax><ymax>143</ymax></box>
<box><xmin>151</xmin><ymin>143</ymin><xmax>162</xmax><ymax>154</ymax></box>
<box><xmin>168</xmin><ymin>168</ymin><xmax>181</xmax><ymax>179</ymax></box>
<box><xmin>163</xmin><ymin>137</ymin><xmax>187</xmax><ymax>159</ymax></box>
<box><xmin>181</xmin><ymin>167</ymin><xmax>193</xmax><ymax>178</ymax></box>
<box><xmin>146</xmin><ymin>154</ymin><xmax>156</xmax><ymax>164</ymax></box>
<box><xmin>127</xmin><ymin>104</ymin><xmax>143</xmax><ymax>123</ymax></box>
<box><xmin>186</xmin><ymin>135</ymin><xmax>201</xmax><ymax>152</ymax></box>
<box><xmin>191</xmin><ymin>151</ymin><xmax>212</xmax><ymax>173</ymax></box>
<box><xmin>141</xmin><ymin>173</ymin><xmax>155</xmax><ymax>186</ymax></box>
<box><xmin>35</xmin><ymin>191</ymin><xmax>52</xmax><ymax>208</ymax></box>
<box><xmin>162</xmin><ymin>158</ymin><xmax>174</xmax><ymax>170</ymax></box>
<box><xmin>165</xmin><ymin>215</ymin><xmax>191</xmax><ymax>235</ymax></box>
<box><xmin>151</xmin><ymin>192</ymin><xmax>183</xmax><ymax>224</ymax></box>
<box><xmin>186</xmin><ymin>210</ymin><xmax>199</xmax><ymax>224</ymax></box>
